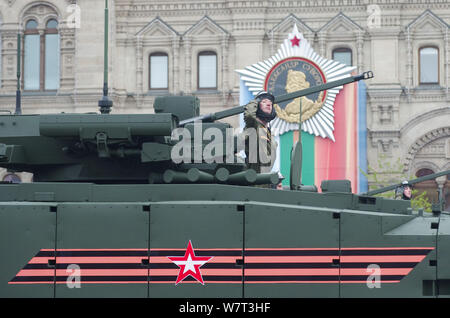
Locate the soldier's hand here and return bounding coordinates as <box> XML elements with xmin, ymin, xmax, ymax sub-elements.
<box><xmin>244</xmin><ymin>100</ymin><xmax>259</xmax><ymax>127</ymax></box>
<box><xmin>244</xmin><ymin>100</ymin><xmax>258</xmax><ymax>114</ymax></box>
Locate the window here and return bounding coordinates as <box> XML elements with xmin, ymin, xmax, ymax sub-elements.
<box><xmin>44</xmin><ymin>19</ymin><xmax>60</xmax><ymax>90</ymax></box>
<box><xmin>24</xmin><ymin>20</ymin><xmax>40</xmax><ymax>90</ymax></box>
<box><xmin>419</xmin><ymin>47</ymin><xmax>438</xmax><ymax>84</ymax></box>
<box><xmin>149</xmin><ymin>52</ymin><xmax>168</xmax><ymax>89</ymax></box>
<box><xmin>332</xmin><ymin>48</ymin><xmax>352</xmax><ymax>66</ymax></box>
<box><xmin>24</xmin><ymin>18</ymin><xmax>60</xmax><ymax>91</ymax></box>
<box><xmin>198</xmin><ymin>51</ymin><xmax>217</xmax><ymax>89</ymax></box>
<box><xmin>416</xmin><ymin>168</ymin><xmax>434</xmax><ymax>178</ymax></box>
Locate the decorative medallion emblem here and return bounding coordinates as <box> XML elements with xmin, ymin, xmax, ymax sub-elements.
<box><xmin>237</xmin><ymin>25</ymin><xmax>356</xmax><ymax>141</ymax></box>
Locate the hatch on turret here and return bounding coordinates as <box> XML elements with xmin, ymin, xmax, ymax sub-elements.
<box><xmin>154</xmin><ymin>96</ymin><xmax>200</xmax><ymax>122</ymax></box>
<box><xmin>321</xmin><ymin>180</ymin><xmax>352</xmax><ymax>193</ymax></box>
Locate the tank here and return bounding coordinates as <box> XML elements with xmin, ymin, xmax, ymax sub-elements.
<box><xmin>1</xmin><ymin>71</ymin><xmax>450</xmax><ymax>299</ymax></box>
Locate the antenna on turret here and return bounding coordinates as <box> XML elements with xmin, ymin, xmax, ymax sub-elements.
<box><xmin>15</xmin><ymin>33</ymin><xmax>22</xmax><ymax>115</ymax></box>
<box><xmin>98</xmin><ymin>0</ymin><xmax>112</xmax><ymax>114</ymax></box>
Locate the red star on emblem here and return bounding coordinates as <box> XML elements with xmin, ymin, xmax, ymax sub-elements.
<box><xmin>290</xmin><ymin>36</ymin><xmax>300</xmax><ymax>47</ymax></box>
<box><xmin>168</xmin><ymin>241</ymin><xmax>213</xmax><ymax>285</ymax></box>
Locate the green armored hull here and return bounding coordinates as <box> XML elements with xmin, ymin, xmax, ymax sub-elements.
<box><xmin>1</xmin><ymin>182</ymin><xmax>449</xmax><ymax>298</ymax></box>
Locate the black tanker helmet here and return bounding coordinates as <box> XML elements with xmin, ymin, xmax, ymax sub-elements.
<box><xmin>255</xmin><ymin>91</ymin><xmax>277</xmax><ymax>122</ymax></box>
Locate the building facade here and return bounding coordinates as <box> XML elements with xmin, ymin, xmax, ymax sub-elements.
<box><xmin>0</xmin><ymin>0</ymin><xmax>449</xmax><ymax>207</ymax></box>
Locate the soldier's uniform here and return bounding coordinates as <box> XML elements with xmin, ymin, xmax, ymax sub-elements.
<box><xmin>243</xmin><ymin>99</ymin><xmax>278</xmax><ymax>174</ymax></box>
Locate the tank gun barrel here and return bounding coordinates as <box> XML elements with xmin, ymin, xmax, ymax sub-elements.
<box><xmin>178</xmin><ymin>71</ymin><xmax>373</xmax><ymax>126</ymax></box>
<box><xmin>179</xmin><ymin>106</ymin><xmax>245</xmax><ymax>126</ymax></box>
<box><xmin>364</xmin><ymin>169</ymin><xmax>450</xmax><ymax>196</ymax></box>
<box><xmin>274</xmin><ymin>71</ymin><xmax>373</xmax><ymax>103</ymax></box>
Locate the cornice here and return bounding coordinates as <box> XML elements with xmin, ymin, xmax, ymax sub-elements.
<box><xmin>184</xmin><ymin>15</ymin><xmax>229</xmax><ymax>37</ymax></box>
<box><xmin>267</xmin><ymin>13</ymin><xmax>314</xmax><ymax>35</ymax></box>
<box><xmin>367</xmin><ymin>27</ymin><xmax>403</xmax><ymax>38</ymax></box>
<box><xmin>135</xmin><ymin>16</ymin><xmax>179</xmax><ymax>37</ymax></box>
<box><xmin>369</xmin><ymin>130</ymin><xmax>401</xmax><ymax>137</ymax></box>
<box><xmin>115</xmin><ymin>1</ymin><xmax>450</xmax><ymax>18</ymax></box>
<box><xmin>318</xmin><ymin>11</ymin><xmax>364</xmax><ymax>33</ymax></box>
<box><xmin>406</xmin><ymin>9</ymin><xmax>450</xmax><ymax>30</ymax></box>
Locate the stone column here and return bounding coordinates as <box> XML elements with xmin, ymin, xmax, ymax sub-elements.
<box><xmin>1</xmin><ymin>30</ymin><xmax>20</xmax><ymax>92</ymax></box>
<box><xmin>269</xmin><ymin>31</ymin><xmax>275</xmax><ymax>56</ymax></box>
<box><xmin>445</xmin><ymin>28</ymin><xmax>449</xmax><ymax>99</ymax></box>
<box><xmin>135</xmin><ymin>36</ymin><xmax>143</xmax><ymax>106</ymax></box>
<box><xmin>184</xmin><ymin>37</ymin><xmax>192</xmax><ymax>93</ymax></box>
<box><xmin>406</xmin><ymin>28</ymin><xmax>413</xmax><ymax>99</ymax></box>
<box><xmin>356</xmin><ymin>32</ymin><xmax>364</xmax><ymax>74</ymax></box>
<box><xmin>221</xmin><ymin>34</ymin><xmax>229</xmax><ymax>98</ymax></box>
<box><xmin>59</xmin><ymin>26</ymin><xmax>76</xmax><ymax>93</ymax></box>
<box><xmin>172</xmin><ymin>35</ymin><xmax>180</xmax><ymax>94</ymax></box>
<box><xmin>318</xmin><ymin>33</ymin><xmax>326</xmax><ymax>57</ymax></box>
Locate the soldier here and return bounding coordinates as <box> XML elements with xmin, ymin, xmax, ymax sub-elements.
<box><xmin>396</xmin><ymin>180</ymin><xmax>412</xmax><ymax>200</ymax></box>
<box><xmin>243</xmin><ymin>91</ymin><xmax>278</xmax><ymax>174</ymax></box>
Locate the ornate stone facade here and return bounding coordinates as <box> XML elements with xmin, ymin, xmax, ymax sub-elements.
<box><xmin>0</xmin><ymin>0</ymin><xmax>449</xmax><ymax>204</ymax></box>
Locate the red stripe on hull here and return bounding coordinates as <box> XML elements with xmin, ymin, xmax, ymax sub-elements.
<box><xmin>150</xmin><ymin>256</ymin><xmax>240</xmax><ymax>264</ymax></box>
<box><xmin>245</xmin><ymin>269</ymin><xmax>339</xmax><ymax>275</ymax></box>
<box><xmin>341</xmin><ymin>247</ymin><xmax>434</xmax><ymax>250</ymax></box>
<box><xmin>340</xmin><ymin>256</ymin><xmax>426</xmax><ymax>263</ymax></box>
<box><xmin>10</xmin><ymin>247</ymin><xmax>434</xmax><ymax>285</ymax></box>
<box><xmin>245</xmin><ymin>256</ymin><xmax>336</xmax><ymax>263</ymax></box>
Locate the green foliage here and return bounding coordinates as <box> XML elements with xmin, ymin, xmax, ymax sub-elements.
<box><xmin>360</xmin><ymin>154</ymin><xmax>432</xmax><ymax>212</ymax></box>
<box><xmin>410</xmin><ymin>190</ymin><xmax>432</xmax><ymax>212</ymax></box>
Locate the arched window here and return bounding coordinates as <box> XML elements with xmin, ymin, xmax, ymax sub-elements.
<box><xmin>419</xmin><ymin>47</ymin><xmax>439</xmax><ymax>84</ymax></box>
<box><xmin>149</xmin><ymin>52</ymin><xmax>168</xmax><ymax>90</ymax></box>
<box><xmin>24</xmin><ymin>19</ymin><xmax>40</xmax><ymax>90</ymax></box>
<box><xmin>198</xmin><ymin>51</ymin><xmax>217</xmax><ymax>89</ymax></box>
<box><xmin>416</xmin><ymin>168</ymin><xmax>434</xmax><ymax>178</ymax></box>
<box><xmin>23</xmin><ymin>18</ymin><xmax>60</xmax><ymax>91</ymax></box>
<box><xmin>45</xmin><ymin>19</ymin><xmax>60</xmax><ymax>90</ymax></box>
<box><xmin>332</xmin><ymin>48</ymin><xmax>352</xmax><ymax>66</ymax></box>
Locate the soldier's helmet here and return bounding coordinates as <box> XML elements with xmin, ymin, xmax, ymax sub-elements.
<box><xmin>255</xmin><ymin>91</ymin><xmax>277</xmax><ymax>122</ymax></box>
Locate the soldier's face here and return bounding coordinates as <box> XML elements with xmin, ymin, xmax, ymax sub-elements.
<box><xmin>404</xmin><ymin>186</ymin><xmax>412</xmax><ymax>198</ymax></box>
<box><xmin>259</xmin><ymin>98</ymin><xmax>273</xmax><ymax>114</ymax></box>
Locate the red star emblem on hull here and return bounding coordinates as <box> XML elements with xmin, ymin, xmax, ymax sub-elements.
<box><xmin>290</xmin><ymin>36</ymin><xmax>300</xmax><ymax>47</ymax></box>
<box><xmin>168</xmin><ymin>241</ymin><xmax>213</xmax><ymax>285</ymax></box>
